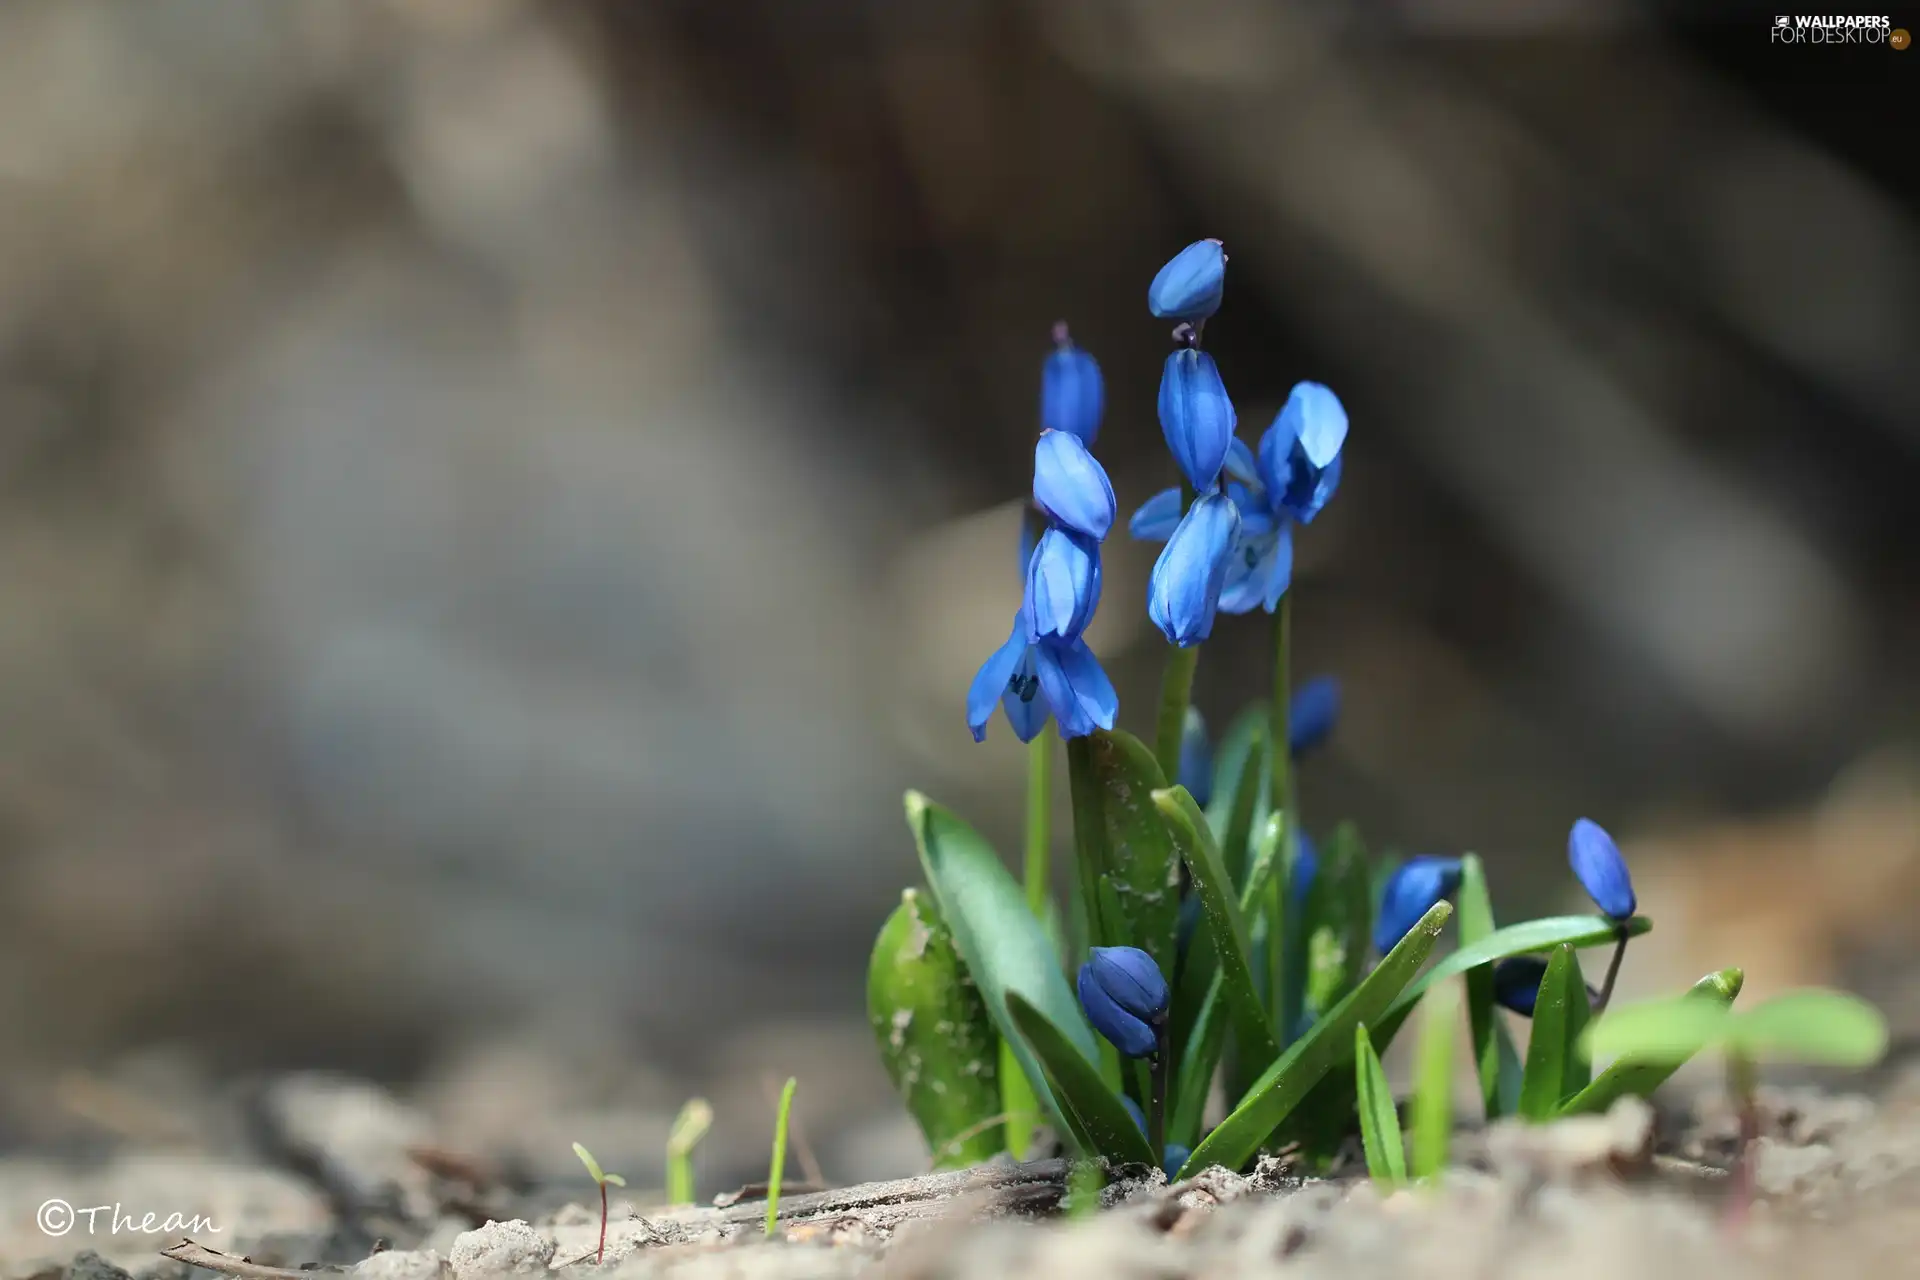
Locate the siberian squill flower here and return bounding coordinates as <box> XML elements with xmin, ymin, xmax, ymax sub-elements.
<box><xmin>1373</xmin><ymin>855</ymin><xmax>1464</xmax><ymax>955</ymax></box>
<box><xmin>1148</xmin><ymin>239</ymin><xmax>1227</xmax><ymax>323</ymax></box>
<box><xmin>1040</xmin><ymin>322</ymin><xmax>1104</xmax><ymax>445</ymax></box>
<box><xmin>1569</xmin><ymin>818</ymin><xmax>1637</xmax><ymax>921</ymax></box>
<box><xmin>1288</xmin><ymin>675</ymin><xmax>1341</xmax><ymax>757</ymax></box>
<box><xmin>1148</xmin><ymin>491</ymin><xmax>1240</xmax><ymax>646</ymax></box>
<box><xmin>1077</xmin><ymin>946</ymin><xmax>1169</xmax><ymax>1059</ymax></box>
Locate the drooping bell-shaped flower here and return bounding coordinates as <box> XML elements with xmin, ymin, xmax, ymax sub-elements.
<box><xmin>1147</xmin><ymin>492</ymin><xmax>1240</xmax><ymax>647</ymax></box>
<box><xmin>1569</xmin><ymin>818</ymin><xmax>1637</xmax><ymax>921</ymax></box>
<box><xmin>1024</xmin><ymin>527</ymin><xmax>1102</xmax><ymax>642</ymax></box>
<box><xmin>1148</xmin><ymin>240</ymin><xmax>1227</xmax><ymax>323</ymax></box>
<box><xmin>1077</xmin><ymin>946</ymin><xmax>1169</xmax><ymax>1059</ymax></box>
<box><xmin>1258</xmin><ymin>382</ymin><xmax>1349</xmax><ymax>525</ymax></box>
<box><xmin>1373</xmin><ymin>856</ymin><xmax>1464</xmax><ymax>955</ymax></box>
<box><xmin>1157</xmin><ymin>348</ymin><xmax>1236</xmax><ymax>494</ymax></box>
<box><xmin>1177</xmin><ymin>706</ymin><xmax>1213</xmax><ymax>807</ymax></box>
<box><xmin>1032</xmin><ymin>429</ymin><xmax>1116</xmax><ymax>540</ymax></box>
<box><xmin>967</xmin><ymin>606</ymin><xmax>1118</xmax><ymax>743</ymax></box>
<box><xmin>1288</xmin><ymin>676</ymin><xmax>1341</xmax><ymax>757</ymax></box>
<box><xmin>1040</xmin><ymin>323</ymin><xmax>1105</xmax><ymax>446</ymax></box>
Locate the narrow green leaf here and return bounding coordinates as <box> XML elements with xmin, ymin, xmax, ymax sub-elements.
<box><xmin>867</xmin><ymin>890</ymin><xmax>1003</xmax><ymax>1167</ymax></box>
<box><xmin>765</xmin><ymin>1077</ymin><xmax>796</xmax><ymax>1237</ymax></box>
<box><xmin>1729</xmin><ymin>988</ymin><xmax>1889</xmax><ymax>1066</ymax></box>
<box><xmin>1204</xmin><ymin>704</ymin><xmax>1271</xmax><ymax>885</ymax></box>
<box><xmin>1177</xmin><ymin>901</ymin><xmax>1452</xmax><ymax>1179</ymax></box>
<box><xmin>1006</xmin><ymin>993</ymin><xmax>1157</xmax><ymax>1166</ymax></box>
<box><xmin>1560</xmin><ymin>968</ymin><xmax>1743</xmax><ymax>1117</ymax></box>
<box><xmin>1354</xmin><ymin>1022</ymin><xmax>1406</xmax><ymax>1186</ymax></box>
<box><xmin>1154</xmin><ymin>785</ymin><xmax>1282</xmax><ymax>1072</ymax></box>
<box><xmin>1455</xmin><ymin>855</ymin><xmax>1524</xmax><ymax>1120</ymax></box>
<box><xmin>572</xmin><ymin>1141</ymin><xmax>606</xmax><ymax>1185</ymax></box>
<box><xmin>665</xmin><ymin>1098</ymin><xmax>712</xmax><ymax>1206</ymax></box>
<box><xmin>1518</xmin><ymin>945</ymin><xmax>1590</xmax><ymax>1120</ymax></box>
<box><xmin>1410</xmin><ymin>980</ymin><xmax>1458</xmax><ymax>1179</ymax></box>
<box><xmin>1081</xmin><ymin>730</ymin><xmax>1184</xmax><ymax>979</ymax></box>
<box><xmin>1301</xmin><ymin>822</ymin><xmax>1370</xmax><ymax>1022</ymax></box>
<box><xmin>906</xmin><ymin>792</ymin><xmax>1094</xmax><ymax>1130</ymax></box>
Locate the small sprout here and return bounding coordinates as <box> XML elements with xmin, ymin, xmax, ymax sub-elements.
<box><xmin>1410</xmin><ymin>979</ymin><xmax>1459</xmax><ymax>1182</ymax></box>
<box><xmin>765</xmin><ymin>1077</ymin><xmax>797</xmax><ymax>1239</ymax></box>
<box><xmin>665</xmin><ymin>1098</ymin><xmax>713</xmax><ymax>1208</ymax></box>
<box><xmin>571</xmin><ymin>1142</ymin><xmax>626</xmax><ymax>1264</ymax></box>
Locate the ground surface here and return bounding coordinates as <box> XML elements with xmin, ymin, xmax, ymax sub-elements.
<box><xmin>8</xmin><ymin>1065</ymin><xmax>1920</xmax><ymax>1280</ymax></box>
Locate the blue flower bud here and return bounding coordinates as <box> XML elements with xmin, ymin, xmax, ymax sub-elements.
<box><xmin>1290</xmin><ymin>831</ymin><xmax>1318</xmax><ymax>907</ymax></box>
<box><xmin>1491</xmin><ymin>956</ymin><xmax>1549</xmax><ymax>1017</ymax></box>
<box><xmin>1024</xmin><ymin>528</ymin><xmax>1102</xmax><ymax>642</ymax></box>
<box><xmin>1568</xmin><ymin>818</ymin><xmax>1636</xmax><ymax>921</ymax></box>
<box><xmin>1147</xmin><ymin>493</ymin><xmax>1240</xmax><ymax>647</ymax></box>
<box><xmin>1077</xmin><ymin>946</ymin><xmax>1169</xmax><ymax>1059</ymax></box>
<box><xmin>1041</xmin><ymin>328</ymin><xmax>1104</xmax><ymax>446</ymax></box>
<box><xmin>1033</xmin><ymin>429</ymin><xmax>1116</xmax><ymax>540</ymax></box>
<box><xmin>1288</xmin><ymin>676</ymin><xmax>1341</xmax><ymax>757</ymax></box>
<box><xmin>1148</xmin><ymin>240</ymin><xmax>1226</xmax><ymax>322</ymax></box>
<box><xmin>1373</xmin><ymin>856</ymin><xmax>1463</xmax><ymax>955</ymax></box>
<box><xmin>1177</xmin><ymin>706</ymin><xmax>1212</xmax><ymax>808</ymax></box>
<box><xmin>1157</xmin><ymin>349</ymin><xmax>1236</xmax><ymax>493</ymax></box>
<box><xmin>1162</xmin><ymin>1144</ymin><xmax>1192</xmax><ymax>1181</ymax></box>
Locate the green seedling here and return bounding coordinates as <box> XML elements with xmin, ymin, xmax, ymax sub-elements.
<box><xmin>571</xmin><ymin>1141</ymin><xmax>627</xmax><ymax>1264</ymax></box>
<box><xmin>1586</xmin><ymin>986</ymin><xmax>1888</xmax><ymax>1227</ymax></box>
<box><xmin>665</xmin><ymin>1098</ymin><xmax>713</xmax><ymax>1207</ymax></box>
<box><xmin>1410</xmin><ymin>978</ymin><xmax>1459</xmax><ymax>1182</ymax></box>
<box><xmin>1353</xmin><ymin>1021</ymin><xmax>1406</xmax><ymax>1187</ymax></box>
<box><xmin>765</xmin><ymin>1077</ymin><xmax>798</xmax><ymax>1238</ymax></box>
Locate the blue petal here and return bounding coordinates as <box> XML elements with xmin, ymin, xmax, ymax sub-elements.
<box><xmin>1283</xmin><ymin>448</ymin><xmax>1343</xmax><ymax>524</ymax></box>
<box><xmin>1025</xmin><ymin>528</ymin><xmax>1102</xmax><ymax>641</ymax></box>
<box><xmin>1033</xmin><ymin>636</ymin><xmax>1118</xmax><ymax>740</ymax></box>
<box><xmin>1041</xmin><ymin>342</ymin><xmax>1104</xmax><ymax>446</ymax></box>
<box><xmin>1157</xmin><ymin>349</ymin><xmax>1235</xmax><ymax>494</ymax></box>
<box><xmin>1147</xmin><ymin>493</ymin><xmax>1239</xmax><ymax>645</ymax></box>
<box><xmin>1568</xmin><ymin>818</ymin><xmax>1636</xmax><ymax>920</ymax></box>
<box><xmin>1224</xmin><ymin>437</ymin><xmax>1261</xmax><ymax>488</ymax></box>
<box><xmin>1255</xmin><ymin>405</ymin><xmax>1301</xmax><ymax>500</ymax></box>
<box><xmin>1216</xmin><ymin>523</ymin><xmax>1290</xmax><ymax>617</ymax></box>
<box><xmin>1032</xmin><ymin>429</ymin><xmax>1116</xmax><ymax>541</ymax></box>
<box><xmin>1287</xmin><ymin>674</ymin><xmax>1340</xmax><ymax>756</ymax></box>
<box><xmin>1085</xmin><ymin>946</ymin><xmax>1169</xmax><ymax>1019</ymax></box>
<box><xmin>1077</xmin><ymin>962</ymin><xmax>1158</xmax><ymax>1058</ymax></box>
<box><xmin>1373</xmin><ymin>856</ymin><xmax>1464</xmax><ymax>955</ymax></box>
<box><xmin>1177</xmin><ymin>706</ymin><xmax>1212</xmax><ymax>807</ymax></box>
<box><xmin>966</xmin><ymin>615</ymin><xmax>1030</xmax><ymax>743</ymax></box>
<box><xmin>1277</xmin><ymin>381</ymin><xmax>1348</xmax><ymax>470</ymax></box>
<box><xmin>1163</xmin><ymin>1144</ymin><xmax>1193</xmax><ymax>1181</ymax></box>
<box><xmin>1147</xmin><ymin>239</ymin><xmax>1227</xmax><ymax>322</ymax></box>
<box><xmin>1492</xmin><ymin>956</ymin><xmax>1549</xmax><ymax>1018</ymax></box>
<box><xmin>1259</xmin><ymin>523</ymin><xmax>1294</xmax><ymax>614</ymax></box>
<box><xmin>1128</xmin><ymin>488</ymin><xmax>1183</xmax><ymax>543</ymax></box>
<box><xmin>1290</xmin><ymin>832</ymin><xmax>1319</xmax><ymax>907</ymax></box>
<box><xmin>1227</xmin><ymin>482</ymin><xmax>1275</xmax><ymax>537</ymax></box>
<box><xmin>1000</xmin><ymin>644</ymin><xmax>1049</xmax><ymax>742</ymax></box>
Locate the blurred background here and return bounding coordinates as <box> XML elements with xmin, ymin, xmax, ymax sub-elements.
<box><xmin>0</xmin><ymin>0</ymin><xmax>1915</xmax><ymax>1211</ymax></box>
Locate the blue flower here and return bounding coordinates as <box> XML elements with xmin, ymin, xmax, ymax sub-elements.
<box><xmin>1568</xmin><ymin>818</ymin><xmax>1636</xmax><ymax>921</ymax></box>
<box><xmin>1290</xmin><ymin>831</ymin><xmax>1319</xmax><ymax>907</ymax></box>
<box><xmin>1077</xmin><ymin>946</ymin><xmax>1169</xmax><ymax>1059</ymax></box>
<box><xmin>1024</xmin><ymin>527</ymin><xmax>1102</xmax><ymax>642</ymax></box>
<box><xmin>1032</xmin><ymin>429</ymin><xmax>1116</xmax><ymax>540</ymax></box>
<box><xmin>967</xmin><ymin>606</ymin><xmax>1118</xmax><ymax>743</ymax></box>
<box><xmin>1157</xmin><ymin>348</ymin><xmax>1236</xmax><ymax>493</ymax></box>
<box><xmin>1162</xmin><ymin>1144</ymin><xmax>1192</xmax><ymax>1181</ymax></box>
<box><xmin>1491</xmin><ymin>955</ymin><xmax>1600</xmax><ymax>1018</ymax></box>
<box><xmin>1373</xmin><ymin>856</ymin><xmax>1463</xmax><ymax>955</ymax></box>
<box><xmin>1178</xmin><ymin>707</ymin><xmax>1212</xmax><ymax>807</ymax></box>
<box><xmin>1040</xmin><ymin>324</ymin><xmax>1104</xmax><ymax>445</ymax></box>
<box><xmin>1258</xmin><ymin>382</ymin><xmax>1348</xmax><ymax>525</ymax></box>
<box><xmin>1148</xmin><ymin>492</ymin><xmax>1240</xmax><ymax>647</ymax></box>
<box><xmin>1121</xmin><ymin>1095</ymin><xmax>1148</xmax><ymax>1134</ymax></box>
<box><xmin>1148</xmin><ymin>240</ymin><xmax>1226</xmax><ymax>323</ymax></box>
<box><xmin>1288</xmin><ymin>676</ymin><xmax>1341</xmax><ymax>757</ymax></box>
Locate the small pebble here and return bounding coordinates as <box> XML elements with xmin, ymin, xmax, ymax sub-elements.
<box><xmin>447</xmin><ymin>1220</ymin><xmax>553</xmax><ymax>1279</ymax></box>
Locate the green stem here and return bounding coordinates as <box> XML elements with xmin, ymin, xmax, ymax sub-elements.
<box><xmin>1153</xmin><ymin>644</ymin><xmax>1202</xmax><ymax>783</ymax></box>
<box><xmin>1593</xmin><ymin>928</ymin><xmax>1630</xmax><ymax>1013</ymax></box>
<box><xmin>1065</xmin><ymin>735</ymin><xmax>1109</xmax><ymax>944</ymax></box>
<box><xmin>1149</xmin><ymin>1025</ymin><xmax>1170</xmax><ymax>1166</ymax></box>
<box><xmin>1268</xmin><ymin>595</ymin><xmax>1296</xmax><ymax>1033</ymax></box>
<box><xmin>1025</xmin><ymin>735</ymin><xmax>1053</xmax><ymax>918</ymax></box>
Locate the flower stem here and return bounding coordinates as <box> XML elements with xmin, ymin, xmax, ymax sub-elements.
<box><xmin>1725</xmin><ymin>1051</ymin><xmax>1760</xmax><ymax>1233</ymax></box>
<box><xmin>1025</xmin><ymin>735</ymin><xmax>1052</xmax><ymax>918</ymax></box>
<box><xmin>1150</xmin><ymin>1023</ymin><xmax>1170</xmax><ymax>1167</ymax></box>
<box><xmin>596</xmin><ymin>1182</ymin><xmax>608</xmax><ymax>1264</ymax></box>
<box><xmin>1592</xmin><ymin>928</ymin><xmax>1631</xmax><ymax>1013</ymax></box>
<box><xmin>1268</xmin><ymin>594</ymin><xmax>1297</xmax><ymax>1031</ymax></box>
<box><xmin>1153</xmin><ymin>643</ymin><xmax>1201</xmax><ymax>784</ymax></box>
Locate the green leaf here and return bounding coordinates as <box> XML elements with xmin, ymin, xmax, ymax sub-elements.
<box><xmin>1169</xmin><ymin>816</ymin><xmax>1284</xmax><ymax>1148</ymax></box>
<box><xmin>1076</xmin><ymin>730</ymin><xmax>1184</xmax><ymax>979</ymax></box>
<box><xmin>1389</xmin><ymin>915</ymin><xmax>1653</xmax><ymax>1019</ymax></box>
<box><xmin>1517</xmin><ymin>946</ymin><xmax>1591</xmax><ymax>1120</ymax></box>
<box><xmin>572</xmin><ymin>1141</ymin><xmax>607</xmax><ymax>1185</ymax></box>
<box><xmin>1176</xmin><ymin>901</ymin><xmax>1452</xmax><ymax>1179</ymax></box>
<box><xmin>1729</xmin><ymin>988</ymin><xmax>1889</xmax><ymax>1066</ymax></box>
<box><xmin>1456</xmin><ymin>855</ymin><xmax>1524</xmax><ymax>1120</ymax></box>
<box><xmin>906</xmin><ymin>792</ymin><xmax>1094</xmax><ymax>1131</ymax></box>
<box><xmin>1560</xmin><ymin>968</ymin><xmax>1742</xmax><ymax>1117</ymax></box>
<box><xmin>1411</xmin><ymin>979</ymin><xmax>1459</xmax><ymax>1178</ymax></box>
<box><xmin>1006</xmin><ymin>992</ymin><xmax>1157</xmax><ymax>1167</ymax></box>
<box><xmin>1584</xmin><ymin>991</ymin><xmax>1733</xmax><ymax>1065</ymax></box>
<box><xmin>1354</xmin><ymin>1022</ymin><xmax>1406</xmax><ymax>1186</ymax></box>
<box><xmin>867</xmin><ymin>889</ymin><xmax>1004</xmax><ymax>1167</ymax></box>
<box><xmin>1302</xmin><ymin>822</ymin><xmax>1371</xmax><ymax>1021</ymax></box>
<box><xmin>765</xmin><ymin>1077</ymin><xmax>796</xmax><ymax>1237</ymax></box>
<box><xmin>1153</xmin><ymin>786</ymin><xmax>1282</xmax><ymax>1072</ymax></box>
<box><xmin>1204</xmin><ymin>704</ymin><xmax>1271</xmax><ymax>885</ymax></box>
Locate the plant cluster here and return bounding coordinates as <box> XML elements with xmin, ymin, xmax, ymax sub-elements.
<box><xmin>866</xmin><ymin>239</ymin><xmax>1889</xmax><ymax>1195</ymax></box>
